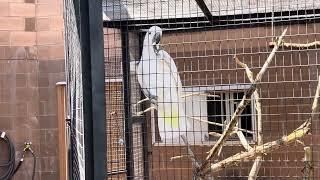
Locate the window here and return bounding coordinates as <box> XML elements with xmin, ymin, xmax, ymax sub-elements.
<box><xmin>207</xmin><ymin>91</ymin><xmax>255</xmax><ymax>141</ymax></box>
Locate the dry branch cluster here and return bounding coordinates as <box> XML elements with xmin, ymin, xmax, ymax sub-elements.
<box><xmin>174</xmin><ymin>27</ymin><xmax>318</xmax><ymax>180</ymax></box>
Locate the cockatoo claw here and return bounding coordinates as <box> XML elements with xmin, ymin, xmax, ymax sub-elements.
<box><xmin>135</xmin><ymin>106</ymin><xmax>157</xmax><ymax>116</ymax></box>
<box><xmin>134</xmin><ymin>97</ymin><xmax>150</xmax><ymax>107</ymax></box>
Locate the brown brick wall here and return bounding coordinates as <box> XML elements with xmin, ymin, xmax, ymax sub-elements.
<box><xmin>0</xmin><ymin>0</ymin><xmax>64</xmax><ymax>179</ymax></box>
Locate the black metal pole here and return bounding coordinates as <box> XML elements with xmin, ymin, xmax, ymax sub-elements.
<box><xmin>138</xmin><ymin>32</ymin><xmax>150</xmax><ymax>180</ymax></box>
<box><xmin>79</xmin><ymin>0</ymin><xmax>106</xmax><ymax>179</ymax></box>
<box><xmin>121</xmin><ymin>28</ymin><xmax>134</xmax><ymax>179</ymax></box>
<box><xmin>194</xmin><ymin>0</ymin><xmax>214</xmax><ymax>23</ymax></box>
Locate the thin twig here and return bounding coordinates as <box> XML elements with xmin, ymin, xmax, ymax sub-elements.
<box><xmin>297</xmin><ymin>75</ymin><xmax>320</xmax><ymax>130</ymax></box>
<box><xmin>208</xmin><ymin>131</ymin><xmax>223</xmax><ymax>137</ymax></box>
<box><xmin>182</xmin><ymin>92</ymin><xmax>220</xmax><ymax>98</ymax></box>
<box><xmin>181</xmin><ymin>135</ymin><xmax>200</xmax><ymax>169</ymax></box>
<box><xmin>187</xmin><ymin>116</ymin><xmax>255</xmax><ymax>134</ymax></box>
<box><xmin>269</xmin><ymin>41</ymin><xmax>320</xmax><ymax>49</ymax></box>
<box><xmin>296</xmin><ymin>139</ymin><xmax>305</xmax><ymax>146</ymax></box>
<box><xmin>170</xmin><ymin>155</ymin><xmax>188</xmax><ymax>161</ymax></box>
<box><xmin>234</xmin><ymin>56</ymin><xmax>254</xmax><ymax>82</ymax></box>
<box><xmin>196</xmin><ymin>28</ymin><xmax>288</xmax><ymax>178</ymax></box>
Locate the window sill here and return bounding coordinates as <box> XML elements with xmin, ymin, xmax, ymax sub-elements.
<box><xmin>153</xmin><ymin>139</ymin><xmax>256</xmax><ymax>146</ymax></box>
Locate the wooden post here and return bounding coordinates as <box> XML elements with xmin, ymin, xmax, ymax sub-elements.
<box><xmin>303</xmin><ymin>146</ymin><xmax>313</xmax><ymax>180</ymax></box>
<box><xmin>56</xmin><ymin>82</ymin><xmax>67</xmax><ymax>180</ymax></box>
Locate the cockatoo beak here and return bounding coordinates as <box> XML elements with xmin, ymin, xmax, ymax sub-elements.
<box><xmin>152</xmin><ymin>32</ymin><xmax>161</xmax><ymax>53</ymax></box>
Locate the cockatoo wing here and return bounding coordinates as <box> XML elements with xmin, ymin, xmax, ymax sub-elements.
<box><xmin>136</xmin><ymin>57</ymin><xmax>158</xmax><ymax>98</ymax></box>
<box><xmin>156</xmin><ymin>50</ymin><xmax>190</xmax><ymax>140</ymax></box>
<box><xmin>161</xmin><ymin>51</ymin><xmax>183</xmax><ymax>91</ymax></box>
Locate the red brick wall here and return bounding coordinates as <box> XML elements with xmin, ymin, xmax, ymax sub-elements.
<box><xmin>0</xmin><ymin>0</ymin><xmax>64</xmax><ymax>179</ymax></box>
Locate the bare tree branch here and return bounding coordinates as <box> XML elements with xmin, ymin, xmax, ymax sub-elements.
<box><xmin>235</xmin><ymin>55</ymin><xmax>264</xmax><ymax>179</ymax></box>
<box><xmin>248</xmin><ymin>156</ymin><xmax>263</xmax><ymax>180</ymax></box>
<box><xmin>248</xmin><ymin>89</ymin><xmax>263</xmax><ymax>180</ymax></box>
<box><xmin>237</xmin><ymin>131</ymin><xmax>253</xmax><ymax>151</ymax></box>
<box><xmin>255</xmin><ymin>28</ymin><xmax>288</xmax><ymax>82</ymax></box>
<box><xmin>203</xmin><ymin>123</ymin><xmax>310</xmax><ymax>174</ymax></box>
<box><xmin>269</xmin><ymin>41</ymin><xmax>320</xmax><ymax>49</ymax></box>
<box><xmin>234</xmin><ymin>56</ymin><xmax>255</xmax><ymax>152</ymax></box>
<box><xmin>202</xmin><ymin>75</ymin><xmax>320</xmax><ymax>177</ymax></box>
<box><xmin>234</xmin><ymin>56</ymin><xmax>254</xmax><ymax>82</ymax></box>
<box><xmin>196</xmin><ymin>28</ymin><xmax>289</xmax><ymax>177</ymax></box>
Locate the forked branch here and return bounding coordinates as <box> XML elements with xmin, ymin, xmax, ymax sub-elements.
<box><xmin>235</xmin><ymin>55</ymin><xmax>264</xmax><ymax>179</ymax></box>
<box><xmin>204</xmin><ymin>121</ymin><xmax>311</xmax><ymax>174</ymax></box>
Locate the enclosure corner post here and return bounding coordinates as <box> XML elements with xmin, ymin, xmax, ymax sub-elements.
<box><xmin>79</xmin><ymin>0</ymin><xmax>106</xmax><ymax>179</ymax></box>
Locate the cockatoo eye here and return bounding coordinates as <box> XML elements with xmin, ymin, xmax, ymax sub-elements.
<box><xmin>148</xmin><ymin>32</ymin><xmax>151</xmax><ymax>34</ymax></box>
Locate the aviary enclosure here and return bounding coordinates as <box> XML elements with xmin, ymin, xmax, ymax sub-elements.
<box><xmin>65</xmin><ymin>0</ymin><xmax>320</xmax><ymax>179</ymax></box>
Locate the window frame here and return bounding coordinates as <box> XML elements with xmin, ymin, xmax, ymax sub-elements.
<box><xmin>207</xmin><ymin>90</ymin><xmax>256</xmax><ymax>142</ymax></box>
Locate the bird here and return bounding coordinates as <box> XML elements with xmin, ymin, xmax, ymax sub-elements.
<box><xmin>133</xmin><ymin>26</ymin><xmax>190</xmax><ymax>140</ymax></box>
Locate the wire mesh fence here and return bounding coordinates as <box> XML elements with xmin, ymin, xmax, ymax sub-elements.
<box><xmin>103</xmin><ymin>0</ymin><xmax>320</xmax><ymax>179</ymax></box>
<box><xmin>64</xmin><ymin>0</ymin><xmax>85</xmax><ymax>179</ymax></box>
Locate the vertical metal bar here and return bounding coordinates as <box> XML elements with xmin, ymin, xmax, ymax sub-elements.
<box><xmin>79</xmin><ymin>0</ymin><xmax>106</xmax><ymax>179</ymax></box>
<box><xmin>121</xmin><ymin>28</ymin><xmax>134</xmax><ymax>179</ymax></box>
<box><xmin>138</xmin><ymin>32</ymin><xmax>150</xmax><ymax>180</ymax></box>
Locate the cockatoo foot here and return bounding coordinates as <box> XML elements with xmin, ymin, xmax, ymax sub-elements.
<box><xmin>134</xmin><ymin>97</ymin><xmax>150</xmax><ymax>107</ymax></box>
<box><xmin>136</xmin><ymin>106</ymin><xmax>157</xmax><ymax>116</ymax></box>
<box><xmin>134</xmin><ymin>95</ymin><xmax>158</xmax><ymax>107</ymax></box>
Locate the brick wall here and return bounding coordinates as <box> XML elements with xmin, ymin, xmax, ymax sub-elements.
<box><xmin>0</xmin><ymin>0</ymin><xmax>64</xmax><ymax>179</ymax></box>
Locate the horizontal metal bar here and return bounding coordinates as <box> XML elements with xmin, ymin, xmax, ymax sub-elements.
<box><xmin>104</xmin><ymin>9</ymin><xmax>320</xmax><ymax>31</ymax></box>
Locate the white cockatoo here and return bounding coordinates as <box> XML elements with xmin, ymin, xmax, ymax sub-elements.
<box><xmin>134</xmin><ymin>26</ymin><xmax>190</xmax><ymax>140</ymax></box>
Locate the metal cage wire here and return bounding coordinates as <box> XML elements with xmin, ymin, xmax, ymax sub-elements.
<box><xmin>103</xmin><ymin>0</ymin><xmax>320</xmax><ymax>179</ymax></box>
